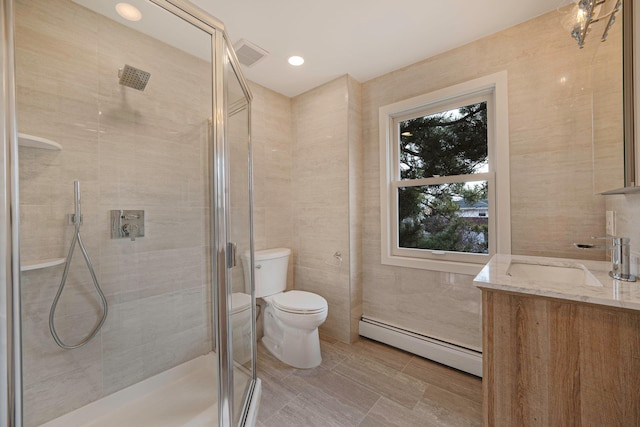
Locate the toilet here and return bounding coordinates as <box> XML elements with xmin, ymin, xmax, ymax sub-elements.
<box><xmin>241</xmin><ymin>247</ymin><xmax>328</xmax><ymax>369</ymax></box>
<box><xmin>231</xmin><ymin>292</ymin><xmax>252</xmax><ymax>365</ymax></box>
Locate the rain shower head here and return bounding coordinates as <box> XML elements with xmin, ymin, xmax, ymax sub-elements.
<box><xmin>118</xmin><ymin>64</ymin><xmax>151</xmax><ymax>91</ymax></box>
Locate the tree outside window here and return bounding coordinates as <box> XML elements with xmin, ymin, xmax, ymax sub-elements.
<box><xmin>396</xmin><ymin>102</ymin><xmax>489</xmax><ymax>254</ymax></box>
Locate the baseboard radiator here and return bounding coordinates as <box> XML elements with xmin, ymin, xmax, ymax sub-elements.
<box><xmin>359</xmin><ymin>317</ymin><xmax>482</xmax><ymax>377</ymax></box>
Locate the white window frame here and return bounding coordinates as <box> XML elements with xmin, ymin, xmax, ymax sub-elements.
<box><xmin>379</xmin><ymin>71</ymin><xmax>511</xmax><ymax>275</ymax></box>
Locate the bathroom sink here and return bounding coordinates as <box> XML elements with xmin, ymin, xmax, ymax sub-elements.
<box><xmin>507</xmin><ymin>261</ymin><xmax>602</xmax><ymax>286</ymax></box>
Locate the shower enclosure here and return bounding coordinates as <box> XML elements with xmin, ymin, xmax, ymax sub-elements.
<box><xmin>0</xmin><ymin>0</ymin><xmax>258</xmax><ymax>426</ymax></box>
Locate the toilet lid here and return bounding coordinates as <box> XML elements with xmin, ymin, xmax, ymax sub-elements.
<box><xmin>231</xmin><ymin>292</ymin><xmax>251</xmax><ymax>315</ymax></box>
<box><xmin>272</xmin><ymin>290</ymin><xmax>327</xmax><ymax>314</ymax></box>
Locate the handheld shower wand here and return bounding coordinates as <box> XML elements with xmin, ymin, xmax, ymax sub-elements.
<box><xmin>74</xmin><ymin>179</ymin><xmax>81</xmax><ymax>223</ymax></box>
<box><xmin>49</xmin><ymin>181</ymin><xmax>108</xmax><ymax>349</ymax></box>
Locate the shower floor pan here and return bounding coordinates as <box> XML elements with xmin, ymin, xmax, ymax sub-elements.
<box><xmin>40</xmin><ymin>352</ymin><xmax>251</xmax><ymax>427</ymax></box>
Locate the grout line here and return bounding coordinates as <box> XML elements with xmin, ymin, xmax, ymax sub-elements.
<box><xmin>398</xmin><ymin>354</ymin><xmax>418</xmax><ymax>373</ymax></box>
<box><xmin>358</xmin><ymin>395</ymin><xmax>382</xmax><ymax>426</ymax></box>
<box><xmin>261</xmin><ymin>391</ymin><xmax>303</xmax><ymax>425</ymax></box>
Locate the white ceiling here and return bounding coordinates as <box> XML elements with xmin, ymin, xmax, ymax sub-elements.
<box><xmin>75</xmin><ymin>0</ymin><xmax>575</xmax><ymax>97</ymax></box>
<box><xmin>191</xmin><ymin>0</ymin><xmax>574</xmax><ymax>97</ymax></box>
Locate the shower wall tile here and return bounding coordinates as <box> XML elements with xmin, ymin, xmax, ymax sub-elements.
<box><xmin>96</xmin><ymin>229</ymin><xmax>207</xmax><ymax>300</ymax></box>
<box><xmin>16</xmin><ymin>1</ymin><xmax>213</xmax><ymax>424</ymax></box>
<box><xmin>23</xmin><ymin>363</ymin><xmax>103</xmax><ymax>427</ymax></box>
<box><xmin>21</xmin><ymin>297</ymin><xmax>104</xmax><ymax>388</ymax></box>
<box><xmin>141</xmin><ymin>325</ymin><xmax>209</xmax><ymax>379</ymax></box>
<box><xmin>101</xmin><ymin>344</ymin><xmax>145</xmax><ymax>395</ymax></box>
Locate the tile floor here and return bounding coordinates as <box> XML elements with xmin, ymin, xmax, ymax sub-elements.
<box><xmin>256</xmin><ymin>335</ymin><xmax>482</xmax><ymax>427</ymax></box>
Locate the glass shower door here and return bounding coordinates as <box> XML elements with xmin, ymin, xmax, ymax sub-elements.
<box><xmin>16</xmin><ymin>0</ymin><xmax>218</xmax><ymax>422</ymax></box>
<box><xmin>223</xmin><ymin>44</ymin><xmax>255</xmax><ymax>425</ymax></box>
<box><xmin>10</xmin><ymin>1</ymin><xmax>257</xmax><ymax>426</ymax></box>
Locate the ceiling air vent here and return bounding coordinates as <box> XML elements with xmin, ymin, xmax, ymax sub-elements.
<box><xmin>234</xmin><ymin>39</ymin><xmax>269</xmax><ymax>68</ymax></box>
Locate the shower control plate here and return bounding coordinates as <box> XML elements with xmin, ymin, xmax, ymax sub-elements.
<box><xmin>111</xmin><ymin>210</ymin><xmax>145</xmax><ymax>240</ymax></box>
<box><xmin>67</xmin><ymin>214</ymin><xmax>83</xmax><ymax>225</ymax></box>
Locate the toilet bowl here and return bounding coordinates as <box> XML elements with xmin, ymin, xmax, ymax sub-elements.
<box><xmin>231</xmin><ymin>292</ymin><xmax>252</xmax><ymax>365</ymax></box>
<box><xmin>241</xmin><ymin>248</ymin><xmax>328</xmax><ymax>369</ymax></box>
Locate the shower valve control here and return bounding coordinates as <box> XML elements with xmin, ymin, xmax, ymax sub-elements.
<box><xmin>67</xmin><ymin>214</ymin><xmax>83</xmax><ymax>225</ymax></box>
<box><xmin>111</xmin><ymin>210</ymin><xmax>144</xmax><ymax>241</ymax></box>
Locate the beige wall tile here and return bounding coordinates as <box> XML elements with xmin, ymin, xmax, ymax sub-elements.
<box><xmin>249</xmin><ymin>82</ymin><xmax>295</xmax><ymax>289</ymax></box>
<box><xmin>347</xmin><ymin>76</ymin><xmax>364</xmax><ymax>343</ymax></box>
<box><xmin>605</xmin><ymin>195</ymin><xmax>640</xmax><ymax>262</ymax></box>
<box><xmin>291</xmin><ymin>76</ymin><xmax>348</xmax><ymax>326</ymax></box>
<box><xmin>249</xmin><ymin>81</ymin><xmax>362</xmax><ymax>329</ymax></box>
<box><xmin>360</xmin><ymin>7</ymin><xmax>619</xmax><ymax>350</ymax></box>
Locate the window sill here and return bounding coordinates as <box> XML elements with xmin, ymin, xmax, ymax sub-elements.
<box><xmin>381</xmin><ymin>253</ymin><xmax>486</xmax><ymax>275</ymax></box>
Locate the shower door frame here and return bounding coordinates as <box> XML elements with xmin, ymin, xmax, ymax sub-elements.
<box><xmin>1</xmin><ymin>0</ymin><xmax>22</xmax><ymax>425</ymax></box>
<box><xmin>0</xmin><ymin>0</ymin><xmax>256</xmax><ymax>425</ymax></box>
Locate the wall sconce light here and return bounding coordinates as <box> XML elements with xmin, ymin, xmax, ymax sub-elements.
<box><xmin>570</xmin><ymin>0</ymin><xmax>621</xmax><ymax>48</ymax></box>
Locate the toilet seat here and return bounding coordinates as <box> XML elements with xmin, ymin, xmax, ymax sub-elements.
<box><xmin>271</xmin><ymin>290</ymin><xmax>327</xmax><ymax>315</ymax></box>
<box><xmin>231</xmin><ymin>292</ymin><xmax>251</xmax><ymax>315</ymax></box>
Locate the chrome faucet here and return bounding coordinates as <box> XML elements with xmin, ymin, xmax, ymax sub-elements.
<box><xmin>122</xmin><ymin>223</ymin><xmax>139</xmax><ymax>241</ymax></box>
<box><xmin>575</xmin><ymin>236</ymin><xmax>637</xmax><ymax>282</ymax></box>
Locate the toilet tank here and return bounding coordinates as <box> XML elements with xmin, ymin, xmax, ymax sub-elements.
<box><xmin>241</xmin><ymin>248</ymin><xmax>291</xmax><ymax>298</ymax></box>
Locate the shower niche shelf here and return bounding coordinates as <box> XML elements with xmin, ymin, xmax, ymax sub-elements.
<box><xmin>18</xmin><ymin>133</ymin><xmax>62</xmax><ymax>150</ymax></box>
<box><xmin>21</xmin><ymin>257</ymin><xmax>66</xmax><ymax>272</ymax></box>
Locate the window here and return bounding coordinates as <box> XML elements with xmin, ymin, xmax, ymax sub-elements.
<box><xmin>379</xmin><ymin>72</ymin><xmax>510</xmax><ymax>274</ymax></box>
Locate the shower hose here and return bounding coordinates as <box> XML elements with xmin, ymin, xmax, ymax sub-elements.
<box><xmin>49</xmin><ymin>181</ymin><xmax>108</xmax><ymax>349</ymax></box>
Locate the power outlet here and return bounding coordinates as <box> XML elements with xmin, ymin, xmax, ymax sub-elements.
<box><xmin>606</xmin><ymin>210</ymin><xmax>616</xmax><ymax>236</ymax></box>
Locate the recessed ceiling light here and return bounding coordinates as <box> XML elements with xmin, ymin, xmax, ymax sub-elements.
<box><xmin>288</xmin><ymin>56</ymin><xmax>304</xmax><ymax>66</ymax></box>
<box><xmin>115</xmin><ymin>3</ymin><xmax>142</xmax><ymax>22</ymax></box>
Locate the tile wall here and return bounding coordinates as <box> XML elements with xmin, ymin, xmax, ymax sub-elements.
<box><xmin>250</xmin><ymin>77</ymin><xmax>363</xmax><ymax>344</ymax></box>
<box><xmin>248</xmin><ymin>8</ymin><xmax>621</xmax><ymax>349</ymax></box>
<box><xmin>16</xmin><ymin>1</ymin><xmax>213</xmax><ymax>425</ymax></box>
<box><xmin>290</xmin><ymin>76</ymin><xmax>362</xmax><ymax>343</ymax></box>
<box><xmin>347</xmin><ymin>76</ymin><xmax>364</xmax><ymax>343</ymax></box>
<box><xmin>360</xmin><ymin>8</ymin><xmax>620</xmax><ymax>351</ymax></box>
<box><xmin>248</xmin><ymin>83</ymin><xmax>295</xmax><ymax>289</ymax></box>
<box><xmin>605</xmin><ymin>195</ymin><xmax>640</xmax><ymax>270</ymax></box>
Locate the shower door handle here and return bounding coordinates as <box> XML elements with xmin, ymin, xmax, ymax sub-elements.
<box><xmin>227</xmin><ymin>242</ymin><xmax>237</xmax><ymax>268</ymax></box>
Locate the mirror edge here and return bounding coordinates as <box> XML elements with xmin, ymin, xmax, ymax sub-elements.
<box><xmin>602</xmin><ymin>0</ymin><xmax>640</xmax><ymax>195</ymax></box>
<box><xmin>625</xmin><ymin>0</ymin><xmax>636</xmax><ymax>188</ymax></box>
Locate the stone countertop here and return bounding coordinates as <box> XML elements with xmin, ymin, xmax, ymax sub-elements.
<box><xmin>473</xmin><ymin>254</ymin><xmax>640</xmax><ymax>311</ymax></box>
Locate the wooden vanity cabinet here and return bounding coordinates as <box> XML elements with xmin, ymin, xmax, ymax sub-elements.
<box><xmin>481</xmin><ymin>289</ymin><xmax>640</xmax><ymax>426</ymax></box>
